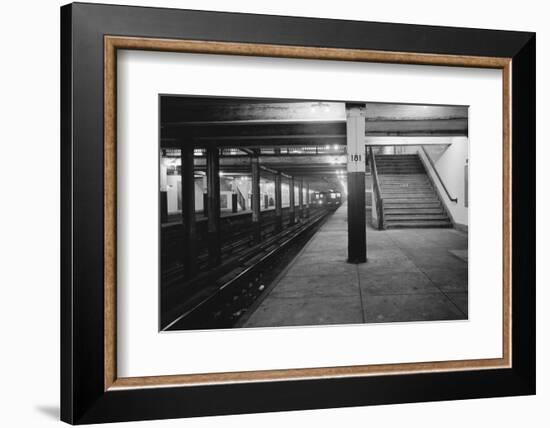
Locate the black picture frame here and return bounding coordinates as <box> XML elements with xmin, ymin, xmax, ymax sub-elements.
<box><xmin>61</xmin><ymin>2</ymin><xmax>535</xmax><ymax>424</ymax></box>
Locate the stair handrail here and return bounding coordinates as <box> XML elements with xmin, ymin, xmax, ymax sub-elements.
<box><xmin>235</xmin><ymin>187</ymin><xmax>247</xmax><ymax>210</ymax></box>
<box><xmin>420</xmin><ymin>146</ymin><xmax>458</xmax><ymax>203</ymax></box>
<box><xmin>368</xmin><ymin>147</ymin><xmax>384</xmax><ymax>230</ymax></box>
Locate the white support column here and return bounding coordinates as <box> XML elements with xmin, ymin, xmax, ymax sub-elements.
<box><xmin>346</xmin><ymin>103</ymin><xmax>367</xmax><ymax>263</ymax></box>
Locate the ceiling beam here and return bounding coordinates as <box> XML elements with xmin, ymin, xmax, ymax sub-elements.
<box><xmin>193</xmin><ymin>155</ymin><xmax>346</xmax><ymax>167</ymax></box>
<box><xmin>161</xmin><ymin>100</ymin><xmax>345</xmax><ymax>123</ymax></box>
<box><xmin>161</xmin><ymin>121</ymin><xmax>345</xmax><ymax>140</ymax></box>
<box><xmin>160</xmin><ymin>97</ymin><xmax>467</xmax><ymax>124</ymax></box>
<box><xmin>161</xmin><ymin>118</ymin><xmax>466</xmax><ymax>148</ymax></box>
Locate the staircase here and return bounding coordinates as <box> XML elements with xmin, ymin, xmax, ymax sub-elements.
<box><xmin>375</xmin><ymin>154</ymin><xmax>452</xmax><ymax>229</ymax></box>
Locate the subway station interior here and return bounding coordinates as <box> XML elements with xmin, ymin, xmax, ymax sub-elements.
<box><xmin>160</xmin><ymin>96</ymin><xmax>469</xmax><ymax>331</ymax></box>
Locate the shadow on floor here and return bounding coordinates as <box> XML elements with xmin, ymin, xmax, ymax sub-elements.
<box><xmin>35</xmin><ymin>405</ymin><xmax>59</xmax><ymax>420</ymax></box>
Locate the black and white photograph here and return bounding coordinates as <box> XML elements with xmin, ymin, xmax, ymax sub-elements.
<box><xmin>159</xmin><ymin>96</ymin><xmax>469</xmax><ymax>331</ymax></box>
<box><xmin>0</xmin><ymin>0</ymin><xmax>541</xmax><ymax>426</ymax></box>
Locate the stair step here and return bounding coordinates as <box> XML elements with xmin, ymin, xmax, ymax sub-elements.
<box><xmin>380</xmin><ymin>179</ymin><xmax>428</xmax><ymax>182</ymax></box>
<box><xmin>376</xmin><ymin>155</ymin><xmax>419</xmax><ymax>158</ymax></box>
<box><xmin>377</xmin><ymin>163</ymin><xmax>424</xmax><ymax>166</ymax></box>
<box><xmin>376</xmin><ymin>161</ymin><xmax>423</xmax><ymax>165</ymax></box>
<box><xmin>381</xmin><ymin>188</ymin><xmax>434</xmax><ymax>194</ymax></box>
<box><xmin>378</xmin><ymin>169</ymin><xmax>424</xmax><ymax>172</ymax></box>
<box><xmin>380</xmin><ymin>182</ymin><xmax>431</xmax><ymax>186</ymax></box>
<box><xmin>378</xmin><ymin>169</ymin><xmax>425</xmax><ymax>173</ymax></box>
<box><xmin>378</xmin><ymin>163</ymin><xmax>423</xmax><ymax>166</ymax></box>
<box><xmin>383</xmin><ymin>202</ymin><xmax>442</xmax><ymax>208</ymax></box>
<box><xmin>382</xmin><ymin>192</ymin><xmax>437</xmax><ymax>200</ymax></box>
<box><xmin>376</xmin><ymin>156</ymin><xmax>421</xmax><ymax>159</ymax></box>
<box><xmin>382</xmin><ymin>191</ymin><xmax>434</xmax><ymax>194</ymax></box>
<box><xmin>376</xmin><ymin>162</ymin><xmax>423</xmax><ymax>166</ymax></box>
<box><xmin>379</xmin><ymin>170</ymin><xmax>424</xmax><ymax>172</ymax></box>
<box><xmin>378</xmin><ymin>168</ymin><xmax>423</xmax><ymax>171</ymax></box>
<box><xmin>376</xmin><ymin>159</ymin><xmax>422</xmax><ymax>161</ymax></box>
<box><xmin>380</xmin><ymin>177</ymin><xmax>430</xmax><ymax>181</ymax></box>
<box><xmin>381</xmin><ymin>183</ymin><xmax>432</xmax><ymax>186</ymax></box>
<box><xmin>380</xmin><ymin>188</ymin><xmax>433</xmax><ymax>193</ymax></box>
<box><xmin>381</xmin><ymin>184</ymin><xmax>433</xmax><ymax>189</ymax></box>
<box><xmin>380</xmin><ymin>172</ymin><xmax>426</xmax><ymax>175</ymax></box>
<box><xmin>381</xmin><ymin>188</ymin><xmax>434</xmax><ymax>192</ymax></box>
<box><xmin>384</xmin><ymin>220</ymin><xmax>452</xmax><ymax>229</ymax></box>
<box><xmin>377</xmin><ymin>166</ymin><xmax>423</xmax><ymax>169</ymax></box>
<box><xmin>384</xmin><ymin>208</ymin><xmax>445</xmax><ymax>214</ymax></box>
<box><xmin>379</xmin><ymin>172</ymin><xmax>426</xmax><ymax>175</ymax></box>
<box><xmin>383</xmin><ymin>200</ymin><xmax>440</xmax><ymax>205</ymax></box>
<box><xmin>381</xmin><ymin>173</ymin><xmax>426</xmax><ymax>179</ymax></box>
<box><xmin>382</xmin><ymin>194</ymin><xmax>437</xmax><ymax>200</ymax></box>
<box><xmin>385</xmin><ymin>214</ymin><xmax>449</xmax><ymax>221</ymax></box>
<box><xmin>382</xmin><ymin>200</ymin><xmax>441</xmax><ymax>206</ymax></box>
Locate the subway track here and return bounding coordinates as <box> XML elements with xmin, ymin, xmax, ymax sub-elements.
<box><xmin>162</xmin><ymin>207</ymin><xmax>335</xmax><ymax>331</ymax></box>
<box><xmin>163</xmin><ymin>214</ymin><xmax>283</xmax><ymax>285</ymax></box>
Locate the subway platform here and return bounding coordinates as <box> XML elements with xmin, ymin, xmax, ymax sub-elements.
<box><xmin>243</xmin><ymin>202</ymin><xmax>468</xmax><ymax>328</ymax></box>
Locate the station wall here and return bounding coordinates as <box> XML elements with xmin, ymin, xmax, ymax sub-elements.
<box><xmin>420</xmin><ymin>137</ymin><xmax>469</xmax><ymax>228</ymax></box>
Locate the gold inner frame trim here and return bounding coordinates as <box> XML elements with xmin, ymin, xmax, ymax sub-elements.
<box><xmin>104</xmin><ymin>35</ymin><xmax>512</xmax><ymax>391</ymax></box>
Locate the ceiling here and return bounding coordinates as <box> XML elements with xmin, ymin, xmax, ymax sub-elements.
<box><xmin>160</xmin><ymin>96</ymin><xmax>468</xmax><ymax>193</ymax></box>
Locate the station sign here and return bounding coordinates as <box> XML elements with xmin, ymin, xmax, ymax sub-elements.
<box><xmin>346</xmin><ymin>105</ymin><xmax>367</xmax><ymax>173</ymax></box>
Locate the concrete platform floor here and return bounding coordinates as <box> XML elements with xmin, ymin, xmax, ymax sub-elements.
<box><xmin>243</xmin><ymin>202</ymin><xmax>468</xmax><ymax>328</ymax></box>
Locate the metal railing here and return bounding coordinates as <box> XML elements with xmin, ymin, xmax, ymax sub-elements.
<box><xmin>420</xmin><ymin>146</ymin><xmax>458</xmax><ymax>203</ymax></box>
<box><xmin>368</xmin><ymin>147</ymin><xmax>384</xmax><ymax>230</ymax></box>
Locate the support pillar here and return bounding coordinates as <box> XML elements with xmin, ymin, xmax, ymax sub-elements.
<box><xmin>160</xmin><ymin>152</ymin><xmax>168</xmax><ymax>223</ymax></box>
<box><xmin>202</xmin><ymin>175</ymin><xmax>208</xmax><ymax>216</ymax></box>
<box><xmin>206</xmin><ymin>147</ymin><xmax>221</xmax><ymax>267</ymax></box>
<box><xmin>274</xmin><ymin>172</ymin><xmax>282</xmax><ymax>231</ymax></box>
<box><xmin>346</xmin><ymin>103</ymin><xmax>367</xmax><ymax>263</ymax></box>
<box><xmin>251</xmin><ymin>155</ymin><xmax>261</xmax><ymax>243</ymax></box>
<box><xmin>298</xmin><ymin>177</ymin><xmax>304</xmax><ymax>219</ymax></box>
<box><xmin>181</xmin><ymin>144</ymin><xmax>198</xmax><ymax>277</ymax></box>
<box><xmin>160</xmin><ymin>191</ymin><xmax>168</xmax><ymax>224</ymax></box>
<box><xmin>232</xmin><ymin>193</ymin><xmax>238</xmax><ymax>213</ymax></box>
<box><xmin>202</xmin><ymin>193</ymin><xmax>208</xmax><ymax>217</ymax></box>
<box><xmin>305</xmin><ymin>181</ymin><xmax>310</xmax><ymax>218</ymax></box>
<box><xmin>288</xmin><ymin>176</ymin><xmax>295</xmax><ymax>225</ymax></box>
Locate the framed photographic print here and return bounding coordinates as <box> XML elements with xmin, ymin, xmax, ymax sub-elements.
<box><xmin>60</xmin><ymin>2</ymin><xmax>536</xmax><ymax>424</ymax></box>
